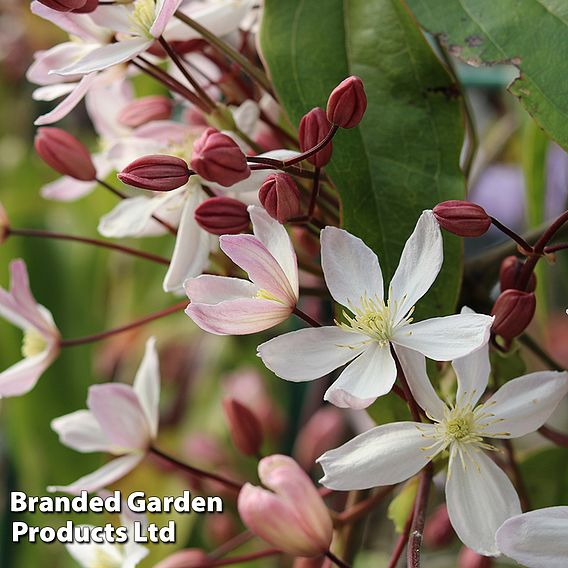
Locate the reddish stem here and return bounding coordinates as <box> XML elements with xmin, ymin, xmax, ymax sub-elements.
<box><xmin>539</xmin><ymin>425</ymin><xmax>568</xmax><ymax>447</ymax></box>
<box><xmin>388</xmin><ymin>509</ymin><xmax>414</xmax><ymax>568</ymax></box>
<box><xmin>293</xmin><ymin>306</ymin><xmax>322</xmax><ymax>328</ymax></box>
<box><xmin>407</xmin><ymin>464</ymin><xmax>433</xmax><ymax>568</ymax></box>
<box><xmin>325</xmin><ymin>550</ymin><xmax>352</xmax><ymax>568</ymax></box>
<box><xmin>334</xmin><ymin>485</ymin><xmax>396</xmax><ymax>525</ymax></box>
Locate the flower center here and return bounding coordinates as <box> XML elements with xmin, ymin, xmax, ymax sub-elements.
<box><xmin>131</xmin><ymin>0</ymin><xmax>155</xmax><ymax>36</ymax></box>
<box><xmin>21</xmin><ymin>328</ymin><xmax>47</xmax><ymax>358</ymax></box>
<box><xmin>92</xmin><ymin>547</ymin><xmax>122</xmax><ymax>568</ymax></box>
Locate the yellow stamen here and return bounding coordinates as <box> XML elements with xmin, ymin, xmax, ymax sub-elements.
<box><xmin>256</xmin><ymin>289</ymin><xmax>285</xmax><ymax>304</ymax></box>
<box><xmin>21</xmin><ymin>328</ymin><xmax>47</xmax><ymax>358</ymax></box>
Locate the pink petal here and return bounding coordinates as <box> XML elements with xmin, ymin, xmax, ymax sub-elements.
<box><xmin>150</xmin><ymin>0</ymin><xmax>183</xmax><ymax>37</ymax></box>
<box><xmin>0</xmin><ymin>349</ymin><xmax>55</xmax><ymax>398</ymax></box>
<box><xmin>51</xmin><ymin>410</ymin><xmax>113</xmax><ymax>453</ymax></box>
<box><xmin>132</xmin><ymin>338</ymin><xmax>161</xmax><ymax>439</ymax></box>
<box><xmin>185</xmin><ymin>274</ymin><xmax>258</xmax><ymax>304</ymax></box>
<box><xmin>41</xmin><ymin>176</ymin><xmax>97</xmax><ymax>201</ymax></box>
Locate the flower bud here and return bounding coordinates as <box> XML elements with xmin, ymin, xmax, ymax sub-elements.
<box><xmin>433</xmin><ymin>200</ymin><xmax>491</xmax><ymax>237</ymax></box>
<box><xmin>0</xmin><ymin>203</ymin><xmax>9</xmax><ymax>245</ymax></box>
<box><xmin>326</xmin><ymin>76</ymin><xmax>367</xmax><ymax>129</ymax></box>
<box><xmin>35</xmin><ymin>128</ymin><xmax>96</xmax><ymax>181</ymax></box>
<box><xmin>293</xmin><ymin>558</ymin><xmax>329</xmax><ymax>568</ymax></box>
<box><xmin>222</xmin><ymin>398</ymin><xmax>263</xmax><ymax>457</ymax></box>
<box><xmin>499</xmin><ymin>256</ymin><xmax>536</xmax><ymax>293</ymax></box>
<box><xmin>36</xmin><ymin>0</ymin><xmax>88</xmax><ymax>12</ymax></box>
<box><xmin>118</xmin><ymin>154</ymin><xmax>190</xmax><ymax>191</ymax></box>
<box><xmin>154</xmin><ymin>549</ymin><xmax>208</xmax><ymax>568</ymax></box>
<box><xmin>258</xmin><ymin>173</ymin><xmax>301</xmax><ymax>223</ymax></box>
<box><xmin>238</xmin><ymin>455</ymin><xmax>333</xmax><ymax>557</ymax></box>
<box><xmin>194</xmin><ymin>196</ymin><xmax>249</xmax><ymax>235</ymax></box>
<box><xmin>458</xmin><ymin>547</ymin><xmax>493</xmax><ymax>568</ymax></box>
<box><xmin>190</xmin><ymin>128</ymin><xmax>250</xmax><ymax>187</ymax></box>
<box><xmin>299</xmin><ymin>108</ymin><xmax>333</xmax><ymax>168</ymax></box>
<box><xmin>118</xmin><ymin>96</ymin><xmax>173</xmax><ymax>128</ymax></box>
<box><xmin>71</xmin><ymin>0</ymin><xmax>98</xmax><ymax>13</ymax></box>
<box><xmin>491</xmin><ymin>289</ymin><xmax>536</xmax><ymax>340</ymax></box>
<box><xmin>423</xmin><ymin>504</ymin><xmax>454</xmax><ymax>549</ymax></box>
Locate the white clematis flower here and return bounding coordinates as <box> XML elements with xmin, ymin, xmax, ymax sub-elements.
<box><xmin>318</xmin><ymin>344</ymin><xmax>568</xmax><ymax>555</ymax></box>
<box><xmin>496</xmin><ymin>506</ymin><xmax>568</xmax><ymax>567</ymax></box>
<box><xmin>258</xmin><ymin>211</ymin><xmax>493</xmax><ymax>409</ymax></box>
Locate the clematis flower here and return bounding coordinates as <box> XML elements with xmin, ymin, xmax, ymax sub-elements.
<box><xmin>0</xmin><ymin>260</ymin><xmax>60</xmax><ymax>397</ymax></box>
<box><xmin>258</xmin><ymin>211</ymin><xmax>493</xmax><ymax>409</ymax></box>
<box><xmin>185</xmin><ymin>205</ymin><xmax>298</xmax><ymax>334</ymax></box>
<box><xmin>317</xmin><ymin>344</ymin><xmax>568</xmax><ymax>555</ymax></box>
<box><xmin>48</xmin><ymin>337</ymin><xmax>160</xmax><ymax>494</ymax></box>
<box><xmin>496</xmin><ymin>507</ymin><xmax>568</xmax><ymax>567</ymax></box>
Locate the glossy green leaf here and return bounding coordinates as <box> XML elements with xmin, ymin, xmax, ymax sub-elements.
<box><xmin>407</xmin><ymin>0</ymin><xmax>568</xmax><ymax>152</ymax></box>
<box><xmin>260</xmin><ymin>0</ymin><xmax>465</xmax><ymax>318</ymax></box>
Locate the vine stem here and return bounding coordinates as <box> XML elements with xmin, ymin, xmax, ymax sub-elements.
<box><xmin>8</xmin><ymin>228</ymin><xmax>170</xmax><ymax>266</ymax></box>
<box><xmin>334</xmin><ymin>485</ymin><xmax>396</xmax><ymax>526</ymax></box>
<box><xmin>407</xmin><ymin>463</ymin><xmax>433</xmax><ymax>568</ymax></box>
<box><xmin>292</xmin><ymin>306</ymin><xmax>322</xmax><ymax>327</ymax></box>
<box><xmin>490</xmin><ymin>217</ymin><xmax>533</xmax><ymax>252</ymax></box>
<box><xmin>59</xmin><ymin>301</ymin><xmax>187</xmax><ymax>348</ymax></box>
<box><xmin>539</xmin><ymin>425</ymin><xmax>568</xmax><ymax>447</ymax></box>
<box><xmin>150</xmin><ymin>446</ymin><xmax>242</xmax><ymax>493</ymax></box>
<box><xmin>387</xmin><ymin>507</ymin><xmax>414</xmax><ymax>568</ymax></box>
<box><xmin>325</xmin><ymin>550</ymin><xmax>352</xmax><ymax>568</ymax></box>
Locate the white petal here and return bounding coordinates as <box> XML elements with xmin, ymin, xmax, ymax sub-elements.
<box><xmin>41</xmin><ymin>176</ymin><xmax>97</xmax><ymax>202</ymax></box>
<box><xmin>318</xmin><ymin>422</ymin><xmax>437</xmax><ymax>490</ymax></box>
<box><xmin>66</xmin><ymin>537</ymin><xmax>124</xmax><ymax>568</ymax></box>
<box><xmin>445</xmin><ymin>448</ymin><xmax>521</xmax><ymax>556</ymax></box>
<box><xmin>257</xmin><ymin>327</ymin><xmax>367</xmax><ymax>382</ymax></box>
<box><xmin>33</xmin><ymin>83</ymin><xmax>76</xmax><ymax>101</ymax></box>
<box><xmin>496</xmin><ymin>507</ymin><xmax>568</xmax><ymax>568</ymax></box>
<box><xmin>324</xmin><ymin>344</ymin><xmax>396</xmax><ymax>409</ymax></box>
<box><xmin>393</xmin><ymin>313</ymin><xmax>493</xmax><ymax>361</ymax></box>
<box><xmin>0</xmin><ymin>349</ymin><xmax>54</xmax><ymax>398</ymax></box>
<box><xmin>48</xmin><ymin>454</ymin><xmax>144</xmax><ymax>495</ymax></box>
<box><xmin>132</xmin><ymin>338</ymin><xmax>160</xmax><ymax>439</ymax></box>
<box><xmin>394</xmin><ymin>345</ymin><xmax>446</xmax><ymax>421</ymax></box>
<box><xmin>483</xmin><ymin>371</ymin><xmax>568</xmax><ymax>438</ymax></box>
<box><xmin>389</xmin><ymin>210</ymin><xmax>443</xmax><ymax>321</ymax></box>
<box><xmin>453</xmin><ymin>342</ymin><xmax>490</xmax><ymax>408</ymax></box>
<box><xmin>232</xmin><ymin>99</ymin><xmax>260</xmax><ymax>137</ymax></box>
<box><xmin>320</xmin><ymin>226</ymin><xmax>383</xmax><ymax>309</ymax></box>
<box><xmin>51</xmin><ymin>410</ymin><xmax>113</xmax><ymax>453</ymax></box>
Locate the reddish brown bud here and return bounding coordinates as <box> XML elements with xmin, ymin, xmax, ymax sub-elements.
<box><xmin>36</xmin><ymin>0</ymin><xmax>88</xmax><ymax>12</ymax></box>
<box><xmin>194</xmin><ymin>197</ymin><xmax>249</xmax><ymax>235</ymax></box>
<box><xmin>499</xmin><ymin>255</ymin><xmax>536</xmax><ymax>293</ymax></box>
<box><xmin>118</xmin><ymin>154</ymin><xmax>190</xmax><ymax>191</ymax></box>
<box><xmin>71</xmin><ymin>0</ymin><xmax>98</xmax><ymax>13</ymax></box>
<box><xmin>35</xmin><ymin>128</ymin><xmax>96</xmax><ymax>181</ymax></box>
<box><xmin>190</xmin><ymin>128</ymin><xmax>250</xmax><ymax>187</ymax></box>
<box><xmin>491</xmin><ymin>289</ymin><xmax>536</xmax><ymax>340</ymax></box>
<box><xmin>0</xmin><ymin>202</ymin><xmax>9</xmax><ymax>245</ymax></box>
<box><xmin>458</xmin><ymin>547</ymin><xmax>493</xmax><ymax>568</ymax></box>
<box><xmin>433</xmin><ymin>200</ymin><xmax>491</xmax><ymax>237</ymax></box>
<box><xmin>222</xmin><ymin>398</ymin><xmax>263</xmax><ymax>456</ymax></box>
<box><xmin>423</xmin><ymin>504</ymin><xmax>454</xmax><ymax>549</ymax></box>
<box><xmin>326</xmin><ymin>76</ymin><xmax>367</xmax><ymax>129</ymax></box>
<box><xmin>299</xmin><ymin>108</ymin><xmax>333</xmax><ymax>168</ymax></box>
<box><xmin>258</xmin><ymin>173</ymin><xmax>301</xmax><ymax>223</ymax></box>
<box><xmin>118</xmin><ymin>96</ymin><xmax>173</xmax><ymax>128</ymax></box>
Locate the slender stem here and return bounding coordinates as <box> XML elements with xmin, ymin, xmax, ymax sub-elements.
<box><xmin>150</xmin><ymin>446</ymin><xmax>242</xmax><ymax>492</ymax></box>
<box><xmin>292</xmin><ymin>306</ymin><xmax>322</xmax><ymax>328</ymax></box>
<box><xmin>407</xmin><ymin>463</ymin><xmax>433</xmax><ymax>568</ymax></box>
<box><xmin>285</xmin><ymin>126</ymin><xmax>338</xmax><ymax>167</ymax></box>
<box><xmin>174</xmin><ymin>10</ymin><xmax>273</xmax><ymax>93</ymax></box>
<box><xmin>325</xmin><ymin>550</ymin><xmax>352</xmax><ymax>568</ymax></box>
<box><xmin>308</xmin><ymin>167</ymin><xmax>321</xmax><ymax>218</ymax></box>
<box><xmin>208</xmin><ymin>531</ymin><xmax>254</xmax><ymax>560</ymax></box>
<box><xmin>393</xmin><ymin>351</ymin><xmax>422</xmax><ymax>423</ymax></box>
<box><xmin>388</xmin><ymin>509</ymin><xmax>414</xmax><ymax>568</ymax></box>
<box><xmin>194</xmin><ymin>549</ymin><xmax>280</xmax><ymax>567</ymax></box>
<box><xmin>544</xmin><ymin>242</ymin><xmax>568</xmax><ymax>253</ymax></box>
<box><xmin>490</xmin><ymin>217</ymin><xmax>533</xmax><ymax>252</ymax></box>
<box><xmin>60</xmin><ymin>301</ymin><xmax>187</xmax><ymax>348</ymax></box>
<box><xmin>334</xmin><ymin>485</ymin><xmax>396</xmax><ymax>525</ymax></box>
<box><xmin>503</xmin><ymin>439</ymin><xmax>530</xmax><ymax>511</ymax></box>
<box><xmin>247</xmin><ymin>160</ymin><xmax>322</xmax><ymax>181</ymax></box>
<box><xmin>518</xmin><ymin>333</ymin><xmax>564</xmax><ymax>371</ymax></box>
<box><xmin>539</xmin><ymin>425</ymin><xmax>568</xmax><ymax>447</ymax></box>
<box><xmin>9</xmin><ymin>228</ymin><xmax>170</xmax><ymax>265</ymax></box>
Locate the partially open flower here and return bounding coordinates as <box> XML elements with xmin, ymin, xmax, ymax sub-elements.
<box><xmin>0</xmin><ymin>202</ymin><xmax>9</xmax><ymax>245</ymax></box>
<box><xmin>118</xmin><ymin>96</ymin><xmax>174</xmax><ymax>128</ymax></box>
<box><xmin>499</xmin><ymin>256</ymin><xmax>536</xmax><ymax>293</ymax></box>
<box><xmin>259</xmin><ymin>173</ymin><xmax>301</xmax><ymax>223</ymax></box>
<box><xmin>118</xmin><ymin>155</ymin><xmax>191</xmax><ymax>192</ymax></box>
<box><xmin>194</xmin><ymin>196</ymin><xmax>250</xmax><ymax>235</ymax></box>
<box><xmin>223</xmin><ymin>398</ymin><xmax>263</xmax><ymax>456</ymax></box>
<box><xmin>326</xmin><ymin>76</ymin><xmax>367</xmax><ymax>129</ymax></box>
<box><xmin>238</xmin><ymin>455</ymin><xmax>333</xmax><ymax>557</ymax></box>
<box><xmin>35</xmin><ymin>128</ymin><xmax>96</xmax><ymax>182</ymax></box>
<box><xmin>299</xmin><ymin>108</ymin><xmax>333</xmax><ymax>168</ymax></box>
<box><xmin>433</xmin><ymin>200</ymin><xmax>491</xmax><ymax>238</ymax></box>
<box><xmin>491</xmin><ymin>289</ymin><xmax>536</xmax><ymax>340</ymax></box>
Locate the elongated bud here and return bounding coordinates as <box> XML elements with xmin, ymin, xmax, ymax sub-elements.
<box><xmin>423</xmin><ymin>504</ymin><xmax>454</xmax><ymax>549</ymax></box>
<box><xmin>154</xmin><ymin>549</ymin><xmax>208</xmax><ymax>568</ymax></box>
<box><xmin>299</xmin><ymin>108</ymin><xmax>333</xmax><ymax>168</ymax></box>
<box><xmin>433</xmin><ymin>200</ymin><xmax>491</xmax><ymax>237</ymax></box>
<box><xmin>238</xmin><ymin>455</ymin><xmax>333</xmax><ymax>557</ymax></box>
<box><xmin>326</xmin><ymin>76</ymin><xmax>367</xmax><ymax>129</ymax></box>
<box><xmin>194</xmin><ymin>197</ymin><xmax>249</xmax><ymax>235</ymax></box>
<box><xmin>222</xmin><ymin>398</ymin><xmax>263</xmax><ymax>456</ymax></box>
<box><xmin>499</xmin><ymin>256</ymin><xmax>536</xmax><ymax>293</ymax></box>
<box><xmin>36</xmin><ymin>0</ymin><xmax>87</xmax><ymax>12</ymax></box>
<box><xmin>190</xmin><ymin>128</ymin><xmax>250</xmax><ymax>187</ymax></box>
<box><xmin>118</xmin><ymin>96</ymin><xmax>173</xmax><ymax>128</ymax></box>
<box><xmin>258</xmin><ymin>173</ymin><xmax>301</xmax><ymax>223</ymax></box>
<box><xmin>458</xmin><ymin>547</ymin><xmax>493</xmax><ymax>568</ymax></box>
<box><xmin>491</xmin><ymin>289</ymin><xmax>536</xmax><ymax>340</ymax></box>
<box><xmin>118</xmin><ymin>155</ymin><xmax>190</xmax><ymax>191</ymax></box>
<box><xmin>0</xmin><ymin>203</ymin><xmax>9</xmax><ymax>245</ymax></box>
<box><xmin>35</xmin><ymin>128</ymin><xmax>96</xmax><ymax>181</ymax></box>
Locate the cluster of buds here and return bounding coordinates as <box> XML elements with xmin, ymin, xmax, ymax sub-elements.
<box><xmin>37</xmin><ymin>0</ymin><xmax>97</xmax><ymax>13</ymax></box>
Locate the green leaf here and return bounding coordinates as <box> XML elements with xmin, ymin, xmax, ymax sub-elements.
<box><xmin>406</xmin><ymin>0</ymin><xmax>568</xmax><ymax>153</ymax></box>
<box><xmin>521</xmin><ymin>448</ymin><xmax>568</xmax><ymax>509</ymax></box>
<box><xmin>387</xmin><ymin>477</ymin><xmax>419</xmax><ymax>533</ymax></box>
<box><xmin>260</xmin><ymin>0</ymin><xmax>465</xmax><ymax>318</ymax></box>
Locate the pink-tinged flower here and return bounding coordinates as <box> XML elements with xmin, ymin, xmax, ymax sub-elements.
<box><xmin>0</xmin><ymin>260</ymin><xmax>60</xmax><ymax>397</ymax></box>
<box><xmin>258</xmin><ymin>211</ymin><xmax>493</xmax><ymax>410</ymax></box>
<box><xmin>496</xmin><ymin>507</ymin><xmax>568</xmax><ymax>568</ymax></box>
<box><xmin>185</xmin><ymin>205</ymin><xmax>298</xmax><ymax>334</ymax></box>
<box><xmin>318</xmin><ymin>344</ymin><xmax>568</xmax><ymax>556</ymax></box>
<box><xmin>238</xmin><ymin>455</ymin><xmax>332</xmax><ymax>557</ymax></box>
<box><xmin>49</xmin><ymin>337</ymin><xmax>160</xmax><ymax>494</ymax></box>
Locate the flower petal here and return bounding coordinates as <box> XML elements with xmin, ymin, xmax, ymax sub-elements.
<box><xmin>483</xmin><ymin>371</ymin><xmax>568</xmax><ymax>438</ymax></box>
<box><xmin>66</xmin><ymin>537</ymin><xmax>124</xmax><ymax>568</ymax></box>
<box><xmin>258</xmin><ymin>327</ymin><xmax>367</xmax><ymax>382</ymax></box>
<box><xmin>185</xmin><ymin>275</ymin><xmax>258</xmax><ymax>303</ymax></box>
<box><xmin>51</xmin><ymin>410</ymin><xmax>113</xmax><ymax>453</ymax></box>
<box><xmin>389</xmin><ymin>211</ymin><xmax>443</xmax><ymax>321</ymax></box>
<box><xmin>41</xmin><ymin>176</ymin><xmax>97</xmax><ymax>202</ymax></box>
<box><xmin>394</xmin><ymin>345</ymin><xmax>446</xmax><ymax>421</ymax></box>
<box><xmin>186</xmin><ymin>298</ymin><xmax>291</xmax><ymax>335</ymax></box>
<box><xmin>496</xmin><ymin>507</ymin><xmax>568</xmax><ymax>568</ymax></box>
<box><xmin>446</xmin><ymin>448</ymin><xmax>521</xmax><ymax>556</ymax></box>
<box><xmin>324</xmin><ymin>344</ymin><xmax>396</xmax><ymax>409</ymax></box>
<box><xmin>320</xmin><ymin>226</ymin><xmax>383</xmax><ymax>309</ymax></box>
<box><xmin>0</xmin><ymin>349</ymin><xmax>55</xmax><ymax>398</ymax></box>
<box><xmin>393</xmin><ymin>313</ymin><xmax>493</xmax><ymax>361</ymax></box>
<box><xmin>453</xmin><ymin>342</ymin><xmax>490</xmax><ymax>408</ymax></box>
<box><xmin>48</xmin><ymin>454</ymin><xmax>144</xmax><ymax>495</ymax></box>
<box><xmin>132</xmin><ymin>338</ymin><xmax>160</xmax><ymax>439</ymax></box>
<box><xmin>150</xmin><ymin>0</ymin><xmax>183</xmax><ymax>37</ymax></box>
<box><xmin>318</xmin><ymin>422</ymin><xmax>437</xmax><ymax>490</ymax></box>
